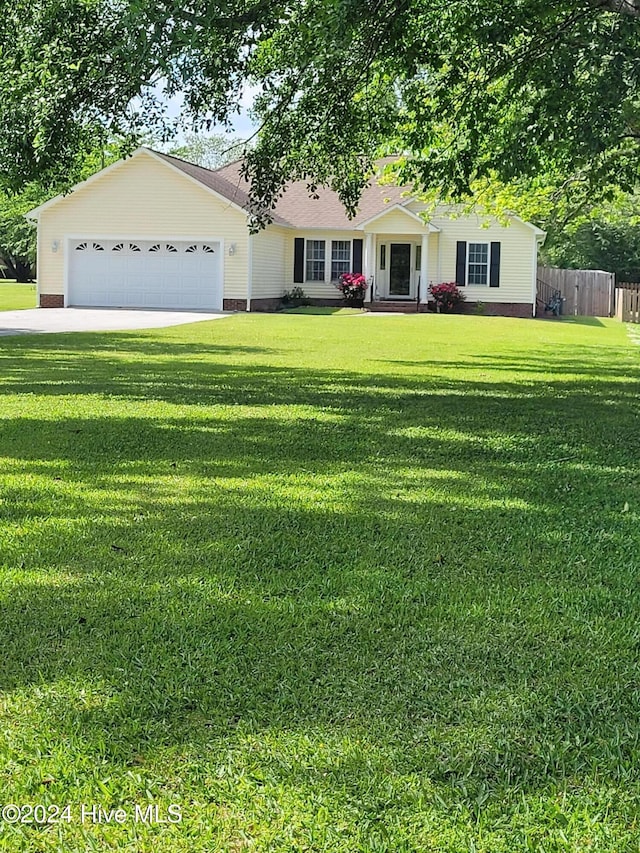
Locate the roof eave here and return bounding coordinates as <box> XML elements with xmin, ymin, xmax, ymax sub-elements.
<box><xmin>506</xmin><ymin>211</ymin><xmax>546</xmax><ymax>237</ymax></box>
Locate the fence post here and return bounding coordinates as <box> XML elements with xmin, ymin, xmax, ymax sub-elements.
<box><xmin>609</xmin><ymin>274</ymin><xmax>615</xmax><ymax>317</ymax></box>
<box><xmin>616</xmin><ymin>288</ymin><xmax>640</xmax><ymax>323</ymax></box>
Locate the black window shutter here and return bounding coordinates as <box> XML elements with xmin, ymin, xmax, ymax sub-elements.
<box><xmin>293</xmin><ymin>238</ymin><xmax>305</xmax><ymax>283</ymax></box>
<box><xmin>352</xmin><ymin>239</ymin><xmax>363</xmax><ymax>273</ymax></box>
<box><xmin>455</xmin><ymin>241</ymin><xmax>467</xmax><ymax>286</ymax></box>
<box><xmin>489</xmin><ymin>242</ymin><xmax>501</xmax><ymax>287</ymax></box>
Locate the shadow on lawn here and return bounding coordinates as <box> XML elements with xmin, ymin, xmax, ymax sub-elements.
<box><xmin>558</xmin><ymin>316</ymin><xmax>608</xmax><ymax>327</ymax></box>
<box><xmin>0</xmin><ymin>336</ymin><xmax>638</xmax><ymax>407</ymax></box>
<box><xmin>380</xmin><ymin>343</ymin><xmax>637</xmax><ymax>381</ymax></box>
<box><xmin>0</xmin><ymin>332</ymin><xmax>639</xmax><ymax>815</ymax></box>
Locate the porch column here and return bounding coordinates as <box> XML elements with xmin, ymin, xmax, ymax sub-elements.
<box><xmin>364</xmin><ymin>232</ymin><xmax>374</xmax><ymax>303</ymax></box>
<box><xmin>420</xmin><ymin>232</ymin><xmax>429</xmax><ymax>304</ymax></box>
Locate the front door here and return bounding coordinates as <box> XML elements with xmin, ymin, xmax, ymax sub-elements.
<box><xmin>389</xmin><ymin>243</ymin><xmax>412</xmax><ymax>297</ymax></box>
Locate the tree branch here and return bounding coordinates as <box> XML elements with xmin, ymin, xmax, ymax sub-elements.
<box><xmin>595</xmin><ymin>0</ymin><xmax>640</xmax><ymax>16</ymax></box>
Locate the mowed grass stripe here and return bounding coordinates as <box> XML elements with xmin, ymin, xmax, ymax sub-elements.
<box><xmin>0</xmin><ymin>313</ymin><xmax>638</xmax><ymax>851</ymax></box>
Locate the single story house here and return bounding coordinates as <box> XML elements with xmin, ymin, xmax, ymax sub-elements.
<box><xmin>27</xmin><ymin>147</ymin><xmax>546</xmax><ymax>316</ymax></box>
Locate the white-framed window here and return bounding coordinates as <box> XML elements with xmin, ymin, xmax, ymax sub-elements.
<box><xmin>305</xmin><ymin>240</ymin><xmax>326</xmax><ymax>281</ymax></box>
<box><xmin>467</xmin><ymin>242</ymin><xmax>489</xmax><ymax>285</ymax></box>
<box><xmin>331</xmin><ymin>240</ymin><xmax>351</xmax><ymax>280</ymax></box>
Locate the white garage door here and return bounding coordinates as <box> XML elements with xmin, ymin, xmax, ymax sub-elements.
<box><xmin>68</xmin><ymin>239</ymin><xmax>223</xmax><ymax>310</ymax></box>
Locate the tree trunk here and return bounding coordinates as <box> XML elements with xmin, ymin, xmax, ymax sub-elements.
<box><xmin>1</xmin><ymin>256</ymin><xmax>17</xmax><ymax>279</ymax></box>
<box><xmin>14</xmin><ymin>259</ymin><xmax>33</xmax><ymax>282</ymax></box>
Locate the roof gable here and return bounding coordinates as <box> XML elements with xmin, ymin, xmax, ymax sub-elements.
<box><xmin>356</xmin><ymin>203</ymin><xmax>440</xmax><ymax>231</ymax></box>
<box><xmin>26</xmin><ymin>147</ymin><xmax>252</xmax><ymax>221</ymax></box>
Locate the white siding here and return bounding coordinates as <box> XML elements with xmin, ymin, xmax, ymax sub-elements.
<box><xmin>363</xmin><ymin>208</ymin><xmax>426</xmax><ymax>234</ymax></box>
<box><xmin>432</xmin><ymin>214</ymin><xmax>535</xmax><ymax>303</ymax></box>
<box><xmin>406</xmin><ymin>205</ymin><xmax>537</xmax><ymax>304</ymax></box>
<box><xmin>251</xmin><ymin>227</ymin><xmax>288</xmax><ymax>298</ymax></box>
<box><xmin>38</xmin><ymin>151</ymin><xmax>249</xmax><ymax>300</ymax></box>
<box><xmin>427</xmin><ymin>233</ymin><xmax>439</xmax><ymax>286</ymax></box>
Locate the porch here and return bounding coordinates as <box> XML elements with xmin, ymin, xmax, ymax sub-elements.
<box><xmin>358</xmin><ymin>205</ymin><xmax>440</xmax><ymax>307</ymax></box>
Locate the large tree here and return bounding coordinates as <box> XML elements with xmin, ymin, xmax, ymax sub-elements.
<box><xmin>541</xmin><ymin>189</ymin><xmax>640</xmax><ymax>280</ymax></box>
<box><xmin>2</xmin><ymin>1</ymin><xmax>640</xmax><ymax>225</ymax></box>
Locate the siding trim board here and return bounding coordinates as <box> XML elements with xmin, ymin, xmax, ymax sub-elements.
<box><xmin>531</xmin><ymin>236</ymin><xmax>538</xmax><ymax>316</ymax></box>
<box><xmin>246</xmin><ymin>232</ymin><xmax>253</xmax><ymax>311</ymax></box>
<box><xmin>36</xmin><ymin>219</ymin><xmax>42</xmax><ymax>308</ymax></box>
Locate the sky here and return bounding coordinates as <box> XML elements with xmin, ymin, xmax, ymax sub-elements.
<box><xmin>160</xmin><ymin>83</ymin><xmax>260</xmax><ymax>143</ymax></box>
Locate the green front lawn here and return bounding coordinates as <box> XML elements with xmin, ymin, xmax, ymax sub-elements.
<box><xmin>0</xmin><ymin>314</ymin><xmax>639</xmax><ymax>851</ymax></box>
<box><xmin>0</xmin><ymin>280</ymin><xmax>37</xmax><ymax>311</ymax></box>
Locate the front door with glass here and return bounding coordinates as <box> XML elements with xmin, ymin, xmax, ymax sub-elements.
<box><xmin>389</xmin><ymin>243</ymin><xmax>412</xmax><ymax>297</ymax></box>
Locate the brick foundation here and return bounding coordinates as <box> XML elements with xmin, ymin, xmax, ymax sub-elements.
<box><xmin>371</xmin><ymin>300</ymin><xmax>425</xmax><ymax>313</ymax></box>
<box><xmin>40</xmin><ymin>294</ymin><xmax>65</xmax><ymax>308</ymax></box>
<box><xmin>250</xmin><ymin>297</ymin><xmax>284</xmax><ymax>312</ymax></box>
<box><xmin>37</xmin><ymin>292</ymin><xmax>531</xmax><ymax>318</ymax></box>
<box><xmin>250</xmin><ymin>297</ymin><xmax>345</xmax><ymax>312</ymax></box>
<box><xmin>372</xmin><ymin>300</ymin><xmax>533</xmax><ymax>317</ymax></box>
<box><xmin>303</xmin><ymin>298</ymin><xmax>344</xmax><ymax>308</ymax></box>
<box><xmin>222</xmin><ymin>298</ymin><xmax>248</xmax><ymax>312</ymax></box>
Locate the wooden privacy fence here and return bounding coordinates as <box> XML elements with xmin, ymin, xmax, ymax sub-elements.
<box><xmin>537</xmin><ymin>266</ymin><xmax>615</xmax><ymax>317</ymax></box>
<box><xmin>615</xmin><ymin>287</ymin><xmax>640</xmax><ymax>323</ymax></box>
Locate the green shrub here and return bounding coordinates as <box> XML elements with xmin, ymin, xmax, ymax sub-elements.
<box><xmin>282</xmin><ymin>286</ymin><xmax>312</xmax><ymax>307</ymax></box>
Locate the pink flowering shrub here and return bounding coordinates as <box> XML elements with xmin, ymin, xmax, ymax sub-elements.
<box><xmin>336</xmin><ymin>272</ymin><xmax>368</xmax><ymax>301</ymax></box>
<box><xmin>429</xmin><ymin>281</ymin><xmax>465</xmax><ymax>312</ymax></box>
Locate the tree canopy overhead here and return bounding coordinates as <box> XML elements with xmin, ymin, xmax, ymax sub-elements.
<box><xmin>2</xmin><ymin>1</ymin><xmax>640</xmax><ymax>224</ymax></box>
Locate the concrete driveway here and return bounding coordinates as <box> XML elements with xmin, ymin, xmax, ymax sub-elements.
<box><xmin>0</xmin><ymin>307</ymin><xmax>229</xmax><ymax>337</ymax></box>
